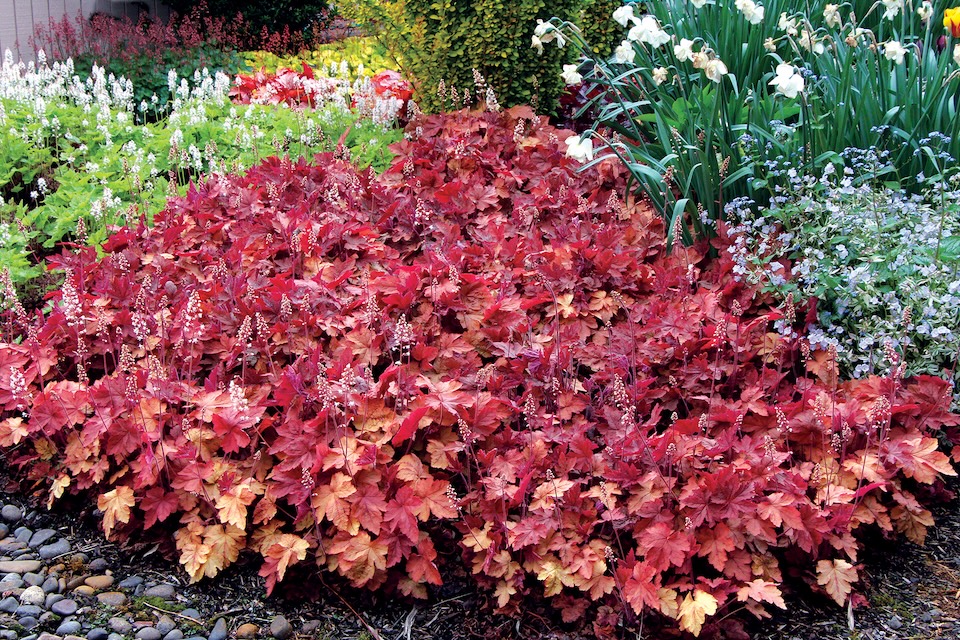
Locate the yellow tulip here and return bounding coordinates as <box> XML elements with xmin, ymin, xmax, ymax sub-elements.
<box><xmin>945</xmin><ymin>7</ymin><xmax>960</xmax><ymax>37</ymax></box>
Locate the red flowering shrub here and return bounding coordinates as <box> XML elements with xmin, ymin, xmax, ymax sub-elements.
<box><xmin>1</xmin><ymin>106</ymin><xmax>958</xmax><ymax>638</ymax></box>
<box><xmin>231</xmin><ymin>65</ymin><xmax>411</xmax><ymax>123</ymax></box>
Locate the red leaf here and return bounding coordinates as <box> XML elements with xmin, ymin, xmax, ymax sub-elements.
<box><xmin>392</xmin><ymin>406</ymin><xmax>429</xmax><ymax>447</ymax></box>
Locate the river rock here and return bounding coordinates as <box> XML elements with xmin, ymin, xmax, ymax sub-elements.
<box><xmin>39</xmin><ymin>539</ymin><xmax>72</xmax><ymax>560</ymax></box>
<box><xmin>180</xmin><ymin>609</ymin><xmax>201</xmax><ymax>621</ymax></box>
<box><xmin>28</xmin><ymin>529</ymin><xmax>57</xmax><ymax>548</ymax></box>
<box><xmin>17</xmin><ymin>604</ymin><xmax>44</xmax><ymax>617</ymax></box>
<box><xmin>142</xmin><ymin>584</ymin><xmax>175</xmax><ymax>599</ymax></box>
<box><xmin>0</xmin><ymin>595</ymin><xmax>17</xmax><ymax>612</ymax></box>
<box><xmin>235</xmin><ymin>623</ymin><xmax>258</xmax><ymax>638</ymax></box>
<box><xmin>19</xmin><ymin>615</ymin><xmax>40</xmax><ymax>629</ymax></box>
<box><xmin>42</xmin><ymin>575</ymin><xmax>61</xmax><ymax>593</ymax></box>
<box><xmin>118</xmin><ymin>576</ymin><xmax>143</xmax><ymax>589</ymax></box>
<box><xmin>56</xmin><ymin>621</ymin><xmax>82</xmax><ymax>636</ymax></box>
<box><xmin>20</xmin><ymin>585</ymin><xmax>46</xmax><ymax>606</ymax></box>
<box><xmin>269</xmin><ymin>615</ymin><xmax>293</xmax><ymax>640</ymax></box>
<box><xmin>0</xmin><ymin>505</ymin><xmax>22</xmax><ymax>522</ymax></box>
<box><xmin>108</xmin><ymin>617</ymin><xmax>133</xmax><ymax>635</ymax></box>
<box><xmin>51</xmin><ymin>598</ymin><xmax>78</xmax><ymax>616</ymax></box>
<box><xmin>156</xmin><ymin>615</ymin><xmax>176</xmax><ymax>635</ymax></box>
<box><xmin>97</xmin><ymin>592</ymin><xmax>127</xmax><ymax>607</ymax></box>
<box><xmin>0</xmin><ymin>559</ymin><xmax>41</xmax><ymax>573</ymax></box>
<box><xmin>84</xmin><ymin>575</ymin><xmax>114</xmax><ymax>590</ymax></box>
<box><xmin>135</xmin><ymin>627</ymin><xmax>162</xmax><ymax>640</ymax></box>
<box><xmin>24</xmin><ymin>572</ymin><xmax>45</xmax><ymax>586</ymax></box>
<box><xmin>208</xmin><ymin>618</ymin><xmax>228</xmax><ymax>640</ymax></box>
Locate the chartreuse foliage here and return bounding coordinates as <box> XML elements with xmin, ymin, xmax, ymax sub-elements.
<box><xmin>2</xmin><ymin>107</ymin><xmax>958</xmax><ymax>637</ymax></box>
<box><xmin>337</xmin><ymin>0</ymin><xmax>583</xmax><ymax>114</ymax></box>
<box><xmin>580</xmin><ymin>0</ymin><xmax>623</xmax><ymax>58</ymax></box>
<box><xmin>244</xmin><ymin>37</ymin><xmax>394</xmax><ymax>80</ymax></box>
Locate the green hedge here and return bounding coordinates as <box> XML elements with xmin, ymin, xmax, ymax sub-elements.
<box><xmin>339</xmin><ymin>0</ymin><xmax>583</xmax><ymax>114</ymax></box>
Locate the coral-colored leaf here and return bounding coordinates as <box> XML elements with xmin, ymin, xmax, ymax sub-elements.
<box><xmin>816</xmin><ymin>559</ymin><xmax>857</xmax><ymax>606</ymax></box>
<box><xmin>737</xmin><ymin>579</ymin><xmax>786</xmax><ymax>609</ymax></box>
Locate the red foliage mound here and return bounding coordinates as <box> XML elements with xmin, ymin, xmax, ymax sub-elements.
<box><xmin>1</xmin><ymin>106</ymin><xmax>958</xmax><ymax>638</ymax></box>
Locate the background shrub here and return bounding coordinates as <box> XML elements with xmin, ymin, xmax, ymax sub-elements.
<box><xmin>338</xmin><ymin>0</ymin><xmax>583</xmax><ymax>114</ymax></box>
<box><xmin>164</xmin><ymin>0</ymin><xmax>333</xmax><ymax>39</ymax></box>
<box><xmin>579</xmin><ymin>0</ymin><xmax>622</xmax><ymax>58</ymax></box>
<box><xmin>33</xmin><ymin>11</ymin><xmax>247</xmax><ymax>114</ymax></box>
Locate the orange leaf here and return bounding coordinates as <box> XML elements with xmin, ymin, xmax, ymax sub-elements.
<box><xmin>202</xmin><ymin>524</ymin><xmax>246</xmax><ymax>579</ymax></box>
<box><xmin>97</xmin><ymin>486</ymin><xmax>135</xmax><ymax>539</ymax></box>
<box><xmin>531</xmin><ymin>553</ymin><xmax>576</xmax><ymax>597</ymax></box>
<box><xmin>175</xmin><ymin>522</ymin><xmax>211</xmax><ymax>583</ymax></box>
<box><xmin>494</xmin><ymin>579</ymin><xmax>517</xmax><ymax>608</ymax></box>
<box><xmin>623</xmin><ymin>561</ymin><xmax>661</xmax><ymax>614</ymax></box>
<box><xmin>698</xmin><ymin>522</ymin><xmax>736</xmax><ymax>572</ymax></box>
<box><xmin>816</xmin><ymin>559</ymin><xmax>857</xmax><ymax>606</ymax></box>
<box><xmin>311</xmin><ymin>472</ymin><xmax>358</xmax><ymax>533</ymax></box>
<box><xmin>263</xmin><ymin>533</ymin><xmax>310</xmax><ymax>582</ymax></box>
<box><xmin>327</xmin><ymin>531</ymin><xmax>389</xmax><ymax>587</ymax></box>
<box><xmin>215</xmin><ymin>480</ymin><xmax>256</xmax><ymax>529</ymax></box>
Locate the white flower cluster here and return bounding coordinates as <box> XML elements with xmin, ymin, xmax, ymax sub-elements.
<box><xmin>728</xmin><ymin>179</ymin><xmax>960</xmax><ymax>404</ymax></box>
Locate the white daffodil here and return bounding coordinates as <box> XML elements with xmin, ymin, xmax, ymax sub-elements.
<box><xmin>798</xmin><ymin>29</ymin><xmax>825</xmax><ymax>55</ymax></box>
<box><xmin>769</xmin><ymin>62</ymin><xmax>804</xmax><ymax>98</ymax></box>
<box><xmin>532</xmin><ymin>35</ymin><xmax>544</xmax><ymax>54</ymax></box>
<box><xmin>533</xmin><ymin>19</ymin><xmax>566</xmax><ymax>47</ymax></box>
<box><xmin>736</xmin><ymin>0</ymin><xmax>765</xmax><ymax>25</ymax></box>
<box><xmin>652</xmin><ymin>67</ymin><xmax>669</xmax><ymax>85</ymax></box>
<box><xmin>674</xmin><ymin>38</ymin><xmax>695</xmax><ymax>62</ymax></box>
<box><xmin>565</xmin><ymin>135</ymin><xmax>594</xmax><ymax>162</ymax></box>
<box><xmin>613</xmin><ymin>40</ymin><xmax>637</xmax><ymax>64</ymax></box>
<box><xmin>691</xmin><ymin>0</ymin><xmax>708</xmax><ymax>8</ymax></box>
<box><xmin>881</xmin><ymin>0</ymin><xmax>902</xmax><ymax>20</ymax></box>
<box><xmin>884</xmin><ymin>40</ymin><xmax>907</xmax><ymax>64</ymax></box>
<box><xmin>612</xmin><ymin>5</ymin><xmax>637</xmax><ymax>27</ymax></box>
<box><xmin>561</xmin><ymin>64</ymin><xmax>583</xmax><ymax>85</ymax></box>
<box><xmin>823</xmin><ymin>4</ymin><xmax>842</xmax><ymax>28</ymax></box>
<box><xmin>917</xmin><ymin>1</ymin><xmax>933</xmax><ymax>22</ymax></box>
<box><xmin>628</xmin><ymin>16</ymin><xmax>671</xmax><ymax>48</ymax></box>
<box><xmin>691</xmin><ymin>50</ymin><xmax>709</xmax><ymax>69</ymax></box>
<box><xmin>764</xmin><ymin>38</ymin><xmax>777</xmax><ymax>52</ymax></box>
<box><xmin>704</xmin><ymin>58</ymin><xmax>728</xmax><ymax>83</ymax></box>
<box><xmin>954</xmin><ymin>42</ymin><xmax>960</xmax><ymax>66</ymax></box>
<box><xmin>779</xmin><ymin>12</ymin><xmax>798</xmax><ymax>36</ymax></box>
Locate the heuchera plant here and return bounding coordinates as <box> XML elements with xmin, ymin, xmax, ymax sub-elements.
<box><xmin>1</xmin><ymin>107</ymin><xmax>958</xmax><ymax>638</ymax></box>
